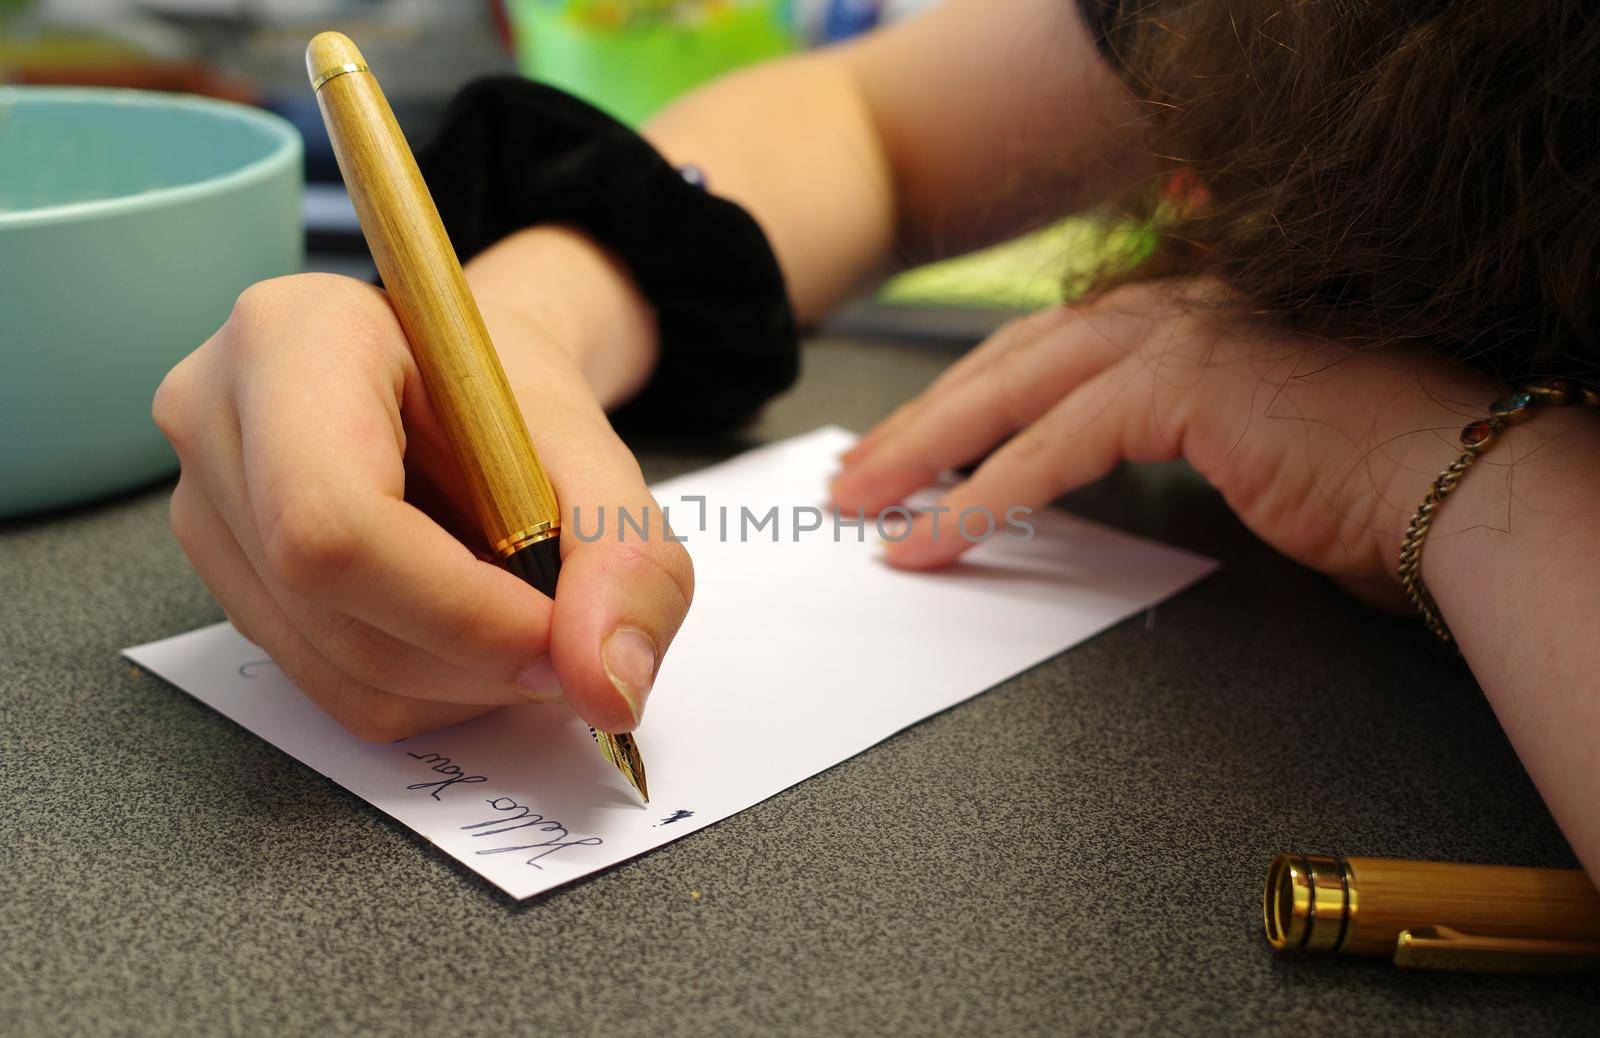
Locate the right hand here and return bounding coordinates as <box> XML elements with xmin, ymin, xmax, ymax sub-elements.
<box><xmin>153</xmin><ymin>273</ymin><xmax>693</xmax><ymax>742</ymax></box>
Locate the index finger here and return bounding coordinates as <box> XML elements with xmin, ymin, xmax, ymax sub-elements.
<box><xmin>232</xmin><ymin>299</ymin><xmax>556</xmax><ymax>688</ymax></box>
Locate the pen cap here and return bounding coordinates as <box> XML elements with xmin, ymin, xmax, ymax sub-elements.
<box><xmin>1265</xmin><ymin>853</ymin><xmax>1600</xmax><ymax>956</ymax></box>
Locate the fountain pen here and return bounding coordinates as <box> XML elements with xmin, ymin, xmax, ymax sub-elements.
<box><xmin>305</xmin><ymin>31</ymin><xmax>648</xmax><ymax>802</ymax></box>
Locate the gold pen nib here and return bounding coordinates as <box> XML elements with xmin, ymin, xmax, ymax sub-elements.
<box><xmin>591</xmin><ymin>728</ymin><xmax>649</xmax><ymax>803</ymax></box>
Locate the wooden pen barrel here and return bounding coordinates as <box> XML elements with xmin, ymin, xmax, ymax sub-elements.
<box><xmin>1265</xmin><ymin>853</ymin><xmax>1600</xmax><ymax>956</ymax></box>
<box><xmin>305</xmin><ymin>32</ymin><xmax>560</xmax><ymax>557</ymax></box>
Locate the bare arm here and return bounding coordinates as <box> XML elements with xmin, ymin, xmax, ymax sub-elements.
<box><xmin>1424</xmin><ymin>410</ymin><xmax>1600</xmax><ymax>877</ymax></box>
<box><xmin>648</xmin><ymin>0</ymin><xmax>1138</xmax><ymax>313</ymax></box>
<box><xmin>466</xmin><ymin>0</ymin><xmax>1140</xmax><ymax>401</ymax></box>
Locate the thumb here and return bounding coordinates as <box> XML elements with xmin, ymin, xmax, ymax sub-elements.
<box><xmin>544</xmin><ymin>452</ymin><xmax>694</xmax><ymax>733</ymax></box>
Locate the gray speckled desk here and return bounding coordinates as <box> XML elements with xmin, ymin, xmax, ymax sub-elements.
<box><xmin>4</xmin><ymin>331</ymin><xmax>1597</xmax><ymax>1037</ymax></box>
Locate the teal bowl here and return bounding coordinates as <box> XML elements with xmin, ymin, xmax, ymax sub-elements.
<box><xmin>0</xmin><ymin>87</ymin><xmax>301</xmax><ymax>519</ymax></box>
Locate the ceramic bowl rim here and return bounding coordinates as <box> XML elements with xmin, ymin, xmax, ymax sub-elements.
<box><xmin>0</xmin><ymin>86</ymin><xmax>302</xmax><ymax>231</ymax></box>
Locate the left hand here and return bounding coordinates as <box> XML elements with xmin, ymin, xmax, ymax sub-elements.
<box><xmin>830</xmin><ymin>278</ymin><xmax>1495</xmax><ymax>608</ymax></box>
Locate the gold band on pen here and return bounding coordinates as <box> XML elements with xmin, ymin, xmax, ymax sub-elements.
<box><xmin>310</xmin><ymin>62</ymin><xmax>369</xmax><ymax>93</ymax></box>
<box><xmin>1265</xmin><ymin>854</ymin><xmax>1353</xmax><ymax>954</ymax></box>
<box><xmin>494</xmin><ymin>522</ymin><xmax>560</xmax><ymax>558</ymax></box>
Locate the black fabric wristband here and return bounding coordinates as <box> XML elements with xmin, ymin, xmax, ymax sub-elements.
<box><xmin>413</xmin><ymin>76</ymin><xmax>799</xmax><ymax>432</ymax></box>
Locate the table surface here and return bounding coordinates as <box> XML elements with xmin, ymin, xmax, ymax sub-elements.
<box><xmin>5</xmin><ymin>329</ymin><xmax>1597</xmax><ymax>1037</ymax></box>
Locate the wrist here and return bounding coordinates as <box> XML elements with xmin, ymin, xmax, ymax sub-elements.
<box><xmin>1395</xmin><ymin>385</ymin><xmax>1600</xmax><ymax>639</ymax></box>
<box><xmin>1290</xmin><ymin>358</ymin><xmax>1499</xmax><ymax>609</ymax></box>
<box><xmin>464</xmin><ymin>225</ymin><xmax>658</xmax><ymax>409</ymax></box>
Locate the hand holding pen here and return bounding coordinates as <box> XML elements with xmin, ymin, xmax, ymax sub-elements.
<box><xmin>152</xmin><ymin>45</ymin><xmax>692</xmax><ymax>775</ymax></box>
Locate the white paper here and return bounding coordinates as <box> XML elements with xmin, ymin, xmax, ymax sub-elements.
<box><xmin>125</xmin><ymin>427</ymin><xmax>1216</xmax><ymax>900</ymax></box>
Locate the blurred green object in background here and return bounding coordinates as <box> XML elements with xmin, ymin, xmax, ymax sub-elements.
<box><xmin>507</xmin><ymin>0</ymin><xmax>795</xmax><ymax>126</ymax></box>
<box><xmin>880</xmin><ymin>217</ymin><xmax>1158</xmax><ymax>312</ymax></box>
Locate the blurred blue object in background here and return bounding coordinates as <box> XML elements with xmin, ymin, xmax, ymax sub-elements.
<box><xmin>822</xmin><ymin>0</ymin><xmax>880</xmax><ymax>42</ymax></box>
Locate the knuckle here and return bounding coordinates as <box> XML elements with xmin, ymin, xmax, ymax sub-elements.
<box><xmin>1086</xmin><ymin>282</ymin><xmax>1148</xmax><ymax>315</ymax></box>
<box><xmin>977</xmin><ymin>317</ymin><xmax>1037</xmax><ymax>365</ymax></box>
<box><xmin>317</xmin><ymin>613</ymin><xmax>396</xmax><ymax>687</ymax></box>
<box><xmin>1005</xmin><ymin>420</ymin><xmax>1055</xmax><ymax>465</ymax></box>
<box><xmin>435</xmin><ymin>588</ymin><xmax>504</xmax><ymax>665</ymax></box>
<box><xmin>227</xmin><ymin>276</ymin><xmax>294</xmax><ymax>329</ymax></box>
<box><xmin>657</xmin><ymin>542</ymin><xmax>696</xmax><ymax>606</ymax></box>
<box><xmin>990</xmin><ymin>314</ymin><xmax>1036</xmax><ymax>344</ymax></box>
<box><xmin>222</xmin><ymin>281</ymin><xmax>294</xmax><ymax>366</ymax></box>
<box><xmin>168</xmin><ymin>481</ymin><xmax>201</xmax><ymax>552</ymax></box>
<box><xmin>1005</xmin><ymin>307</ymin><xmax>1056</xmax><ymax>336</ymax></box>
<box><xmin>228</xmin><ymin>274</ymin><xmax>392</xmax><ymax>348</ymax></box>
<box><xmin>1032</xmin><ymin>304</ymin><xmax>1085</xmax><ymax>336</ymax></box>
<box><xmin>261</xmin><ymin>493</ymin><xmax>360</xmax><ymax>596</ymax></box>
<box><xmin>617</xmin><ymin>539</ymin><xmax>696</xmax><ymax>613</ymax></box>
<box><xmin>1006</xmin><ymin>305</ymin><xmax>1080</xmax><ymax>349</ymax></box>
<box><xmin>309</xmin><ymin>666</ymin><xmax>416</xmax><ymax>744</ymax></box>
<box><xmin>991</xmin><ymin>364</ymin><xmax>1036</xmax><ymax>430</ymax></box>
<box><xmin>230</xmin><ymin>272</ymin><xmax>335</xmax><ymax>318</ymax></box>
<box><xmin>883</xmin><ymin>400</ymin><xmax>918</xmax><ymax>430</ymax></box>
<box><xmin>151</xmin><ymin>360</ymin><xmax>196</xmax><ymax>444</ymax></box>
<box><xmin>343</xmin><ymin>702</ymin><xmax>419</xmax><ymax>744</ymax></box>
<box><xmin>220</xmin><ymin>607</ymin><xmax>257</xmax><ymax>645</ymax></box>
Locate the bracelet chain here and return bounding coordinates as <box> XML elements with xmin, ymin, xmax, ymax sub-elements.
<box><xmin>1398</xmin><ymin>378</ymin><xmax>1598</xmax><ymax>644</ymax></box>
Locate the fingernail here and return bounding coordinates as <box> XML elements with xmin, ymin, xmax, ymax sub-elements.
<box><xmin>602</xmin><ymin>626</ymin><xmax>657</xmax><ymax>724</ymax></box>
<box><xmin>515</xmin><ymin>657</ymin><xmax>560</xmax><ymax>702</ymax></box>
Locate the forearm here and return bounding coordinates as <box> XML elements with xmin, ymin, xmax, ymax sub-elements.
<box><xmin>464</xmin><ymin>45</ymin><xmax>899</xmax><ymax>382</ymax></box>
<box><xmin>646</xmin><ymin>0</ymin><xmax>1141</xmax><ymax>316</ymax></box>
<box><xmin>642</xmin><ymin>52</ymin><xmax>896</xmax><ymax>322</ymax></box>
<box><xmin>460</xmin><ymin>50</ymin><xmax>892</xmax><ymax>406</ymax></box>
<box><xmin>1423</xmin><ymin>409</ymin><xmax>1600</xmax><ymax>875</ymax></box>
<box><xmin>468</xmin><ymin>0</ymin><xmax>1140</xmax><ymax>402</ymax></box>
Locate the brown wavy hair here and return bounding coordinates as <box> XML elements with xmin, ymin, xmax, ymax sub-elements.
<box><xmin>1097</xmin><ymin>0</ymin><xmax>1600</xmax><ymax>381</ymax></box>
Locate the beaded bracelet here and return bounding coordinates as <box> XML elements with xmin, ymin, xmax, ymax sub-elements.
<box><xmin>1398</xmin><ymin>378</ymin><xmax>1600</xmax><ymax>642</ymax></box>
